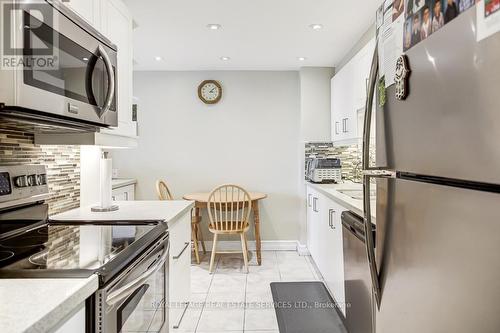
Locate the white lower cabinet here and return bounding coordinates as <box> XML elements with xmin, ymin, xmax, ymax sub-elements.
<box><xmin>306</xmin><ymin>185</ymin><xmax>348</xmax><ymax>316</ymax></box>
<box><xmin>168</xmin><ymin>212</ymin><xmax>191</xmax><ymax>331</ymax></box>
<box><xmin>112</xmin><ymin>184</ymin><xmax>135</xmax><ymax>201</ymax></box>
<box><xmin>53</xmin><ymin>303</ymin><xmax>85</xmax><ymax>333</ymax></box>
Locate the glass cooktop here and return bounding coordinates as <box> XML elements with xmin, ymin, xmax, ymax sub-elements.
<box><xmin>0</xmin><ymin>203</ymin><xmax>167</xmax><ymax>281</ymax></box>
<box><xmin>0</xmin><ymin>224</ymin><xmax>157</xmax><ymax>270</ymax></box>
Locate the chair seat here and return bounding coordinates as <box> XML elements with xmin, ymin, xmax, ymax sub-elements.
<box><xmin>208</xmin><ymin>221</ymin><xmax>250</xmax><ymax>234</ymax></box>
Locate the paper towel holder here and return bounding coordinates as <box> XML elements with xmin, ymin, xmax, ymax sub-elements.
<box><xmin>91</xmin><ymin>151</ymin><xmax>119</xmax><ymax>212</ymax></box>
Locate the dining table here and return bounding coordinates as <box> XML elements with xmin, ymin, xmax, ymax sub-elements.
<box><xmin>182</xmin><ymin>191</ymin><xmax>268</xmax><ymax>265</ymax></box>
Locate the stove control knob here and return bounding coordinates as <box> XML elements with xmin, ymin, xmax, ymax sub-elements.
<box><xmin>14</xmin><ymin>176</ymin><xmax>28</xmax><ymax>188</ymax></box>
<box><xmin>27</xmin><ymin>175</ymin><xmax>37</xmax><ymax>187</ymax></box>
<box><xmin>36</xmin><ymin>174</ymin><xmax>47</xmax><ymax>185</ymax></box>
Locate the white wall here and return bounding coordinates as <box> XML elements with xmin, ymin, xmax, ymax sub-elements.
<box><xmin>111</xmin><ymin>71</ymin><xmax>302</xmax><ymax>241</ymax></box>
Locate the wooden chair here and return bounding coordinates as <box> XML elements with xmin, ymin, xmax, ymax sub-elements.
<box><xmin>207</xmin><ymin>184</ymin><xmax>252</xmax><ymax>274</ymax></box>
<box><xmin>156</xmin><ymin>180</ymin><xmax>206</xmax><ymax>264</ymax></box>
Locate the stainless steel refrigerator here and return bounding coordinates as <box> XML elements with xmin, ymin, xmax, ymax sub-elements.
<box><xmin>362</xmin><ymin>7</ymin><xmax>500</xmax><ymax>333</ymax></box>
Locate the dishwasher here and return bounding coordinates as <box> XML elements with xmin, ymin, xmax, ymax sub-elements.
<box><xmin>341</xmin><ymin>211</ymin><xmax>375</xmax><ymax>333</ymax></box>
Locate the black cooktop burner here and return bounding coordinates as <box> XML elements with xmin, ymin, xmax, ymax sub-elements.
<box><xmin>28</xmin><ymin>250</ymin><xmax>48</xmax><ymax>267</ymax></box>
<box><xmin>37</xmin><ymin>228</ymin><xmax>48</xmax><ymax>235</ymax></box>
<box><xmin>0</xmin><ymin>251</ymin><xmax>14</xmax><ymax>262</ymax></box>
<box><xmin>0</xmin><ymin>236</ymin><xmax>47</xmax><ymax>249</ymax></box>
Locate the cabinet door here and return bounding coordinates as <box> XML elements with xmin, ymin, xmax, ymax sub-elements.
<box><xmin>331</xmin><ymin>76</ymin><xmax>343</xmax><ymax>142</ymax></box>
<box><xmin>332</xmin><ymin>38</ymin><xmax>376</xmax><ymax>144</ymax></box>
<box><xmin>112</xmin><ymin>184</ymin><xmax>135</xmax><ymax>201</ymax></box>
<box><xmin>306</xmin><ymin>187</ymin><xmax>320</xmax><ymax>260</ymax></box>
<box><xmin>331</xmin><ymin>63</ymin><xmax>355</xmax><ymax>143</ymax></box>
<box><xmin>62</xmin><ymin>0</ymin><xmax>96</xmax><ymax>25</ymax></box>
<box><xmin>169</xmin><ymin>213</ymin><xmax>192</xmax><ymax>330</ymax></box>
<box><xmin>354</xmin><ymin>38</ymin><xmax>376</xmax><ymax>110</ymax></box>
<box><xmin>318</xmin><ymin>196</ymin><xmax>347</xmax><ymax>316</ymax></box>
<box><xmin>54</xmin><ymin>303</ymin><xmax>85</xmax><ymax>333</ymax></box>
<box><xmin>100</xmin><ymin>0</ymin><xmax>135</xmax><ymax>137</ymax></box>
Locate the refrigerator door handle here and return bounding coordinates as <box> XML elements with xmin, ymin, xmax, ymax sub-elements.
<box><xmin>362</xmin><ymin>42</ymin><xmax>382</xmax><ymax>309</ymax></box>
<box><xmin>363</xmin><ymin>169</ymin><xmax>397</xmax><ymax>178</ymax></box>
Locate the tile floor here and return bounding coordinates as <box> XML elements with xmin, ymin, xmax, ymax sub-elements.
<box><xmin>175</xmin><ymin>250</ymin><xmax>321</xmax><ymax>333</ymax></box>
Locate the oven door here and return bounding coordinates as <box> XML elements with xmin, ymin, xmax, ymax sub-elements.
<box><xmin>9</xmin><ymin>1</ymin><xmax>117</xmax><ymax>127</ymax></box>
<box><xmin>97</xmin><ymin>234</ymin><xmax>169</xmax><ymax>333</ymax></box>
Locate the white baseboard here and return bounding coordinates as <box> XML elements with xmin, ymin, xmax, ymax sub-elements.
<box><xmin>201</xmin><ymin>240</ymin><xmax>299</xmax><ymax>251</ymax></box>
<box><xmin>296</xmin><ymin>242</ymin><xmax>310</xmax><ymax>256</ymax></box>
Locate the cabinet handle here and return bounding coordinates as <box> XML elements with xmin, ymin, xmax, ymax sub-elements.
<box><xmin>308</xmin><ymin>194</ymin><xmax>312</xmax><ymax>207</ymax></box>
<box><xmin>172</xmin><ymin>302</ymin><xmax>190</xmax><ymax>329</ymax></box>
<box><xmin>173</xmin><ymin>242</ymin><xmax>190</xmax><ymax>259</ymax></box>
<box><xmin>342</xmin><ymin>118</ymin><xmax>348</xmax><ymax>133</ymax></box>
<box><xmin>313</xmin><ymin>197</ymin><xmax>319</xmax><ymax>213</ymax></box>
<box><xmin>335</xmin><ymin>122</ymin><xmax>340</xmax><ymax>135</ymax></box>
<box><xmin>329</xmin><ymin>209</ymin><xmax>336</xmax><ymax>229</ymax></box>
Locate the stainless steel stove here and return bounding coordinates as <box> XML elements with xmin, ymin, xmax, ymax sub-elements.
<box><xmin>0</xmin><ymin>165</ymin><xmax>169</xmax><ymax>333</ymax></box>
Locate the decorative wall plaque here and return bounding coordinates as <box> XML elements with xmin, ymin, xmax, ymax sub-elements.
<box><xmin>394</xmin><ymin>55</ymin><xmax>410</xmax><ymax>100</ymax></box>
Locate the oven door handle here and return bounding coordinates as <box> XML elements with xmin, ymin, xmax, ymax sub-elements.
<box><xmin>96</xmin><ymin>45</ymin><xmax>115</xmax><ymax>118</ymax></box>
<box><xmin>106</xmin><ymin>242</ymin><xmax>169</xmax><ymax>306</ymax></box>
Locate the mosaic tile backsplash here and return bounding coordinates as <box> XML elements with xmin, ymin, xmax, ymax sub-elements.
<box><xmin>0</xmin><ymin>122</ymin><xmax>80</xmax><ymax>215</ymax></box>
<box><xmin>305</xmin><ymin>141</ymin><xmax>375</xmax><ymax>182</ymax></box>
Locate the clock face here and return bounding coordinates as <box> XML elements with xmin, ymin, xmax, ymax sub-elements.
<box><xmin>198</xmin><ymin>80</ymin><xmax>222</xmax><ymax>104</ymax></box>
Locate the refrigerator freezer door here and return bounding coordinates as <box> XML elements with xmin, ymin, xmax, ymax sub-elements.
<box><xmin>376</xmin><ymin>8</ymin><xmax>500</xmax><ymax>185</ymax></box>
<box><xmin>375</xmin><ymin>177</ymin><xmax>500</xmax><ymax>333</ymax></box>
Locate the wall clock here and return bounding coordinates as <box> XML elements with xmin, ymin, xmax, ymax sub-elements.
<box><xmin>198</xmin><ymin>80</ymin><xmax>222</xmax><ymax>104</ymax></box>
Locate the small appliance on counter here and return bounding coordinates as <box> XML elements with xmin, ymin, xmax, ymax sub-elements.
<box><xmin>306</xmin><ymin>157</ymin><xmax>342</xmax><ymax>184</ymax></box>
<box><xmin>0</xmin><ymin>165</ymin><xmax>169</xmax><ymax>333</ymax></box>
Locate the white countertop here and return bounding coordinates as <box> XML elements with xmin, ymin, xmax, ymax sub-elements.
<box><xmin>112</xmin><ymin>178</ymin><xmax>137</xmax><ymax>189</ymax></box>
<box><xmin>51</xmin><ymin>200</ymin><xmax>194</xmax><ymax>224</ymax></box>
<box><xmin>306</xmin><ymin>181</ymin><xmax>376</xmax><ymax>222</ymax></box>
<box><xmin>0</xmin><ymin>275</ymin><xmax>98</xmax><ymax>333</ymax></box>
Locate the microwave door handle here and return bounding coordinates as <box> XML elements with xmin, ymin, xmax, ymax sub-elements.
<box><xmin>106</xmin><ymin>242</ymin><xmax>169</xmax><ymax>306</ymax></box>
<box><xmin>362</xmin><ymin>42</ymin><xmax>382</xmax><ymax>309</ymax></box>
<box><xmin>97</xmin><ymin>45</ymin><xmax>115</xmax><ymax>118</ymax></box>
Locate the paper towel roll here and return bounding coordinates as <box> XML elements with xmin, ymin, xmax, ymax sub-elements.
<box><xmin>99</xmin><ymin>152</ymin><xmax>113</xmax><ymax>209</ymax></box>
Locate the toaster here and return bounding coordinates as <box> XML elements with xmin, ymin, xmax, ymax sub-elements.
<box><xmin>306</xmin><ymin>158</ymin><xmax>342</xmax><ymax>184</ymax></box>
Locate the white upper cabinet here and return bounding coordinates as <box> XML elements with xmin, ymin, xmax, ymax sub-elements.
<box><xmin>353</xmin><ymin>38</ymin><xmax>376</xmax><ymax>110</ymax></box>
<box><xmin>331</xmin><ymin>37</ymin><xmax>375</xmax><ymax>145</ymax></box>
<box><xmin>99</xmin><ymin>0</ymin><xmax>135</xmax><ymax>138</ymax></box>
<box><xmin>61</xmin><ymin>0</ymin><xmax>137</xmax><ymax>140</ymax></box>
<box><xmin>62</xmin><ymin>0</ymin><xmax>99</xmax><ymax>27</ymax></box>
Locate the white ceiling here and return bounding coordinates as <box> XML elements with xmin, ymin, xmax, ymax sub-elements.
<box><xmin>124</xmin><ymin>0</ymin><xmax>382</xmax><ymax>71</ymax></box>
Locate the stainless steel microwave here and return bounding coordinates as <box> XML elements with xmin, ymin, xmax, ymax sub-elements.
<box><xmin>0</xmin><ymin>0</ymin><xmax>118</xmax><ymax>130</ymax></box>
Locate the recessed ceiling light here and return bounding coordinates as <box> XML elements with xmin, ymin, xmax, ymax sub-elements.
<box><xmin>82</xmin><ymin>57</ymin><xmax>89</xmax><ymax>61</ymax></box>
<box><xmin>207</xmin><ymin>24</ymin><xmax>221</xmax><ymax>30</ymax></box>
<box><xmin>154</xmin><ymin>56</ymin><xmax>163</xmax><ymax>61</ymax></box>
<box><xmin>220</xmin><ymin>56</ymin><xmax>231</xmax><ymax>61</ymax></box>
<box><xmin>297</xmin><ymin>57</ymin><xmax>307</xmax><ymax>61</ymax></box>
<box><xmin>309</xmin><ymin>24</ymin><xmax>324</xmax><ymax>31</ymax></box>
